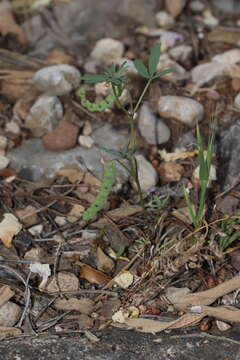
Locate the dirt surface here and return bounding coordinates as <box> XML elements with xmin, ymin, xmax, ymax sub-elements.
<box><xmin>0</xmin><ymin>328</ymin><xmax>240</xmax><ymax>360</ymax></box>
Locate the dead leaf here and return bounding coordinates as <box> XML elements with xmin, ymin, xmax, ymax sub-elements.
<box><xmin>54</xmin><ymin>298</ymin><xmax>94</xmax><ymax>314</ymax></box>
<box><xmin>125</xmin><ymin>313</ymin><xmax>204</xmax><ymax>333</ymax></box>
<box><xmin>0</xmin><ymin>213</ymin><xmax>22</xmax><ymax>248</ymax></box>
<box><xmin>207</xmin><ymin>28</ymin><xmax>240</xmax><ymax>44</ymax></box>
<box><xmin>0</xmin><ymin>1</ymin><xmax>27</xmax><ymax>44</ymax></box>
<box><xmin>77</xmin><ymin>262</ymin><xmax>112</xmax><ymax>284</ymax></box>
<box><xmin>55</xmin><ymin>164</ymin><xmax>84</xmax><ymax>183</ymax></box>
<box><xmin>15</xmin><ymin>205</ymin><xmax>39</xmax><ymax>227</ymax></box>
<box><xmin>159</xmin><ymin>149</ymin><xmax>197</xmax><ymax>162</ymax></box>
<box><xmin>157</xmin><ymin>162</ymin><xmax>184</xmax><ymax>183</ymax></box>
<box><xmin>96</xmin><ymin>247</ymin><xmax>115</xmax><ymax>274</ymax></box>
<box><xmin>92</xmin><ymin>205</ymin><xmax>142</xmax><ymax>228</ymax></box>
<box><xmin>30</xmin><ymin>262</ymin><xmax>51</xmax><ymax>291</ymax></box>
<box><xmin>69</xmin><ymin>204</ymin><xmax>85</xmax><ymax>218</ymax></box>
<box><xmin>0</xmin><ymin>326</ymin><xmax>22</xmax><ymax>338</ymax></box>
<box><xmin>45</xmin><ymin>272</ymin><xmax>79</xmax><ymax>293</ymax></box>
<box><xmin>0</xmin><ymin>286</ymin><xmax>14</xmax><ymax>307</ymax></box>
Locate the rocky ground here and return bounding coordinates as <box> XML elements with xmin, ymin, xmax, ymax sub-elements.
<box><xmin>1</xmin><ymin>0</ymin><xmax>240</xmax><ymax>358</ymax></box>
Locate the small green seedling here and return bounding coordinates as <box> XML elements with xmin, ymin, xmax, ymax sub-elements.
<box><xmin>218</xmin><ymin>214</ymin><xmax>240</xmax><ymax>252</ymax></box>
<box><xmin>184</xmin><ymin>125</ymin><xmax>214</xmax><ymax>228</ymax></box>
<box><xmin>80</xmin><ymin>43</ymin><xmax>174</xmax><ymax>220</ymax></box>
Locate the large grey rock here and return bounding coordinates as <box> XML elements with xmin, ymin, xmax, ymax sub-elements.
<box><xmin>23</xmin><ymin>0</ymin><xmax>163</xmax><ymax>57</ymax></box>
<box><xmin>8</xmin><ymin>124</ymin><xmax>129</xmax><ymax>182</ymax></box>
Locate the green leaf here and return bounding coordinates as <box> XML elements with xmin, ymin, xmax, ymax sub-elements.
<box><xmin>97</xmin><ymin>145</ymin><xmax>125</xmax><ymax>158</ymax></box>
<box><xmin>80</xmin><ymin>74</ymin><xmax>109</xmax><ymax>83</ymax></box>
<box><xmin>152</xmin><ymin>68</ymin><xmax>175</xmax><ymax>79</ymax></box>
<box><xmin>115</xmin><ymin>61</ymin><xmax>128</xmax><ymax>77</ymax></box>
<box><xmin>148</xmin><ymin>43</ymin><xmax>161</xmax><ymax>76</ymax></box>
<box><xmin>133</xmin><ymin>59</ymin><xmax>150</xmax><ymax>78</ymax></box>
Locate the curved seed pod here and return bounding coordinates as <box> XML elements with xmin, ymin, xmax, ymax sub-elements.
<box><xmin>82</xmin><ymin>161</ymin><xmax>117</xmax><ymax>221</ymax></box>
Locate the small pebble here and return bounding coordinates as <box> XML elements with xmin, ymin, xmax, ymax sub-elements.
<box><xmin>189</xmin><ymin>0</ymin><xmax>205</xmax><ymax>13</ymax></box>
<box><xmin>169</xmin><ymin>45</ymin><xmax>192</xmax><ymax>63</ymax></box>
<box><xmin>155</xmin><ymin>11</ymin><xmax>175</xmax><ymax>27</ymax></box>
<box><xmin>42</xmin><ymin>119</ymin><xmax>79</xmax><ymax>151</ymax></box>
<box><xmin>33</xmin><ymin>64</ymin><xmax>81</xmax><ymax>96</ymax></box>
<box><xmin>138</xmin><ymin>104</ymin><xmax>170</xmax><ymax>145</ymax></box>
<box><xmin>90</xmin><ymin>38</ymin><xmax>124</xmax><ymax>65</ymax></box>
<box><xmin>0</xmin><ymin>135</ymin><xmax>7</xmax><ymax>151</ymax></box>
<box><xmin>0</xmin><ymin>155</ymin><xmax>9</xmax><ymax>170</ymax></box>
<box><xmin>132</xmin><ymin>154</ymin><xmax>158</xmax><ymax>191</ymax></box>
<box><xmin>78</xmin><ymin>135</ymin><xmax>94</xmax><ymax>148</ymax></box>
<box><xmin>0</xmin><ymin>302</ymin><xmax>21</xmax><ymax>327</ymax></box>
<box><xmin>46</xmin><ymin>272</ymin><xmax>79</xmax><ymax>293</ymax></box>
<box><xmin>158</xmin><ymin>96</ymin><xmax>204</xmax><ymax>127</ymax></box>
<box><xmin>25</xmin><ymin>95</ymin><xmax>63</xmax><ymax>137</ymax></box>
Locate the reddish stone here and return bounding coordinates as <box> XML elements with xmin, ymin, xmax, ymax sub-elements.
<box><xmin>42</xmin><ymin>119</ymin><xmax>79</xmax><ymax>151</ymax></box>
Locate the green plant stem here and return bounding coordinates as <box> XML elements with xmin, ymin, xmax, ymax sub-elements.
<box><xmin>132</xmin><ymin>77</ymin><xmax>153</xmax><ymax>114</ymax></box>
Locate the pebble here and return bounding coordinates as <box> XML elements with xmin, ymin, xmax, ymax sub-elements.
<box><xmin>132</xmin><ymin>154</ymin><xmax>158</xmax><ymax>191</ymax></box>
<box><xmin>138</xmin><ymin>104</ymin><xmax>170</xmax><ymax>145</ymax></box>
<box><xmin>158</xmin><ymin>96</ymin><xmax>204</xmax><ymax>127</ymax></box>
<box><xmin>0</xmin><ymin>155</ymin><xmax>9</xmax><ymax>170</ymax></box>
<box><xmin>165</xmin><ymin>0</ymin><xmax>187</xmax><ymax>17</ymax></box>
<box><xmin>33</xmin><ymin>64</ymin><xmax>81</xmax><ymax>96</ymax></box>
<box><xmin>25</xmin><ymin>95</ymin><xmax>63</xmax><ymax>137</ymax></box>
<box><xmin>78</xmin><ymin>135</ymin><xmax>94</xmax><ymax>148</ymax></box>
<box><xmin>42</xmin><ymin>119</ymin><xmax>79</xmax><ymax>151</ymax></box>
<box><xmin>191</xmin><ymin>61</ymin><xmax>227</xmax><ymax>86</ymax></box>
<box><xmin>169</xmin><ymin>45</ymin><xmax>192</xmax><ymax>63</ymax></box>
<box><xmin>234</xmin><ymin>93</ymin><xmax>240</xmax><ymax>110</ymax></box>
<box><xmin>0</xmin><ymin>301</ymin><xmax>21</xmax><ymax>327</ymax></box>
<box><xmin>212</xmin><ymin>49</ymin><xmax>240</xmax><ymax>65</ymax></box>
<box><xmin>0</xmin><ymin>136</ymin><xmax>7</xmax><ymax>151</ymax></box>
<box><xmin>188</xmin><ymin>0</ymin><xmax>205</xmax><ymax>13</ymax></box>
<box><xmin>90</xmin><ymin>38</ymin><xmax>124</xmax><ymax>65</ymax></box>
<box><xmin>155</xmin><ymin>11</ymin><xmax>175</xmax><ymax>27</ymax></box>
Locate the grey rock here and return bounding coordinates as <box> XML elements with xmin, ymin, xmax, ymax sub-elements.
<box><xmin>169</xmin><ymin>45</ymin><xmax>193</xmax><ymax>63</ymax></box>
<box><xmin>212</xmin><ymin>0</ymin><xmax>240</xmax><ymax>13</ymax></box>
<box><xmin>158</xmin><ymin>96</ymin><xmax>204</xmax><ymax>127</ymax></box>
<box><xmin>132</xmin><ymin>154</ymin><xmax>158</xmax><ymax>191</ymax></box>
<box><xmin>174</xmin><ymin>131</ymin><xmax>196</xmax><ymax>152</ymax></box>
<box><xmin>8</xmin><ymin>124</ymin><xmax>129</xmax><ymax>182</ymax></box>
<box><xmin>23</xmin><ymin>0</ymin><xmax>163</xmax><ymax>57</ymax></box>
<box><xmin>33</xmin><ymin>65</ymin><xmax>81</xmax><ymax>96</ymax></box>
<box><xmin>138</xmin><ymin>104</ymin><xmax>171</xmax><ymax>145</ymax></box>
<box><xmin>188</xmin><ymin>0</ymin><xmax>205</xmax><ymax>13</ymax></box>
<box><xmin>25</xmin><ymin>95</ymin><xmax>63</xmax><ymax>137</ymax></box>
<box><xmin>90</xmin><ymin>38</ymin><xmax>124</xmax><ymax>66</ymax></box>
<box><xmin>191</xmin><ymin>62</ymin><xmax>227</xmax><ymax>86</ymax></box>
<box><xmin>218</xmin><ymin>119</ymin><xmax>240</xmax><ymax>189</ymax></box>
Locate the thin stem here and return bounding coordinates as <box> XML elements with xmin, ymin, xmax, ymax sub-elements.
<box><xmin>132</xmin><ymin>77</ymin><xmax>153</xmax><ymax>114</ymax></box>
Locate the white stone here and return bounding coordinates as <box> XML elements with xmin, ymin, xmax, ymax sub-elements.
<box><xmin>138</xmin><ymin>104</ymin><xmax>170</xmax><ymax>145</ymax></box>
<box><xmin>155</xmin><ymin>11</ymin><xmax>175</xmax><ymax>27</ymax></box>
<box><xmin>25</xmin><ymin>95</ymin><xmax>63</xmax><ymax>137</ymax></box>
<box><xmin>132</xmin><ymin>154</ymin><xmax>158</xmax><ymax>191</ymax></box>
<box><xmin>33</xmin><ymin>64</ymin><xmax>81</xmax><ymax>96</ymax></box>
<box><xmin>157</xmin><ymin>54</ymin><xmax>189</xmax><ymax>81</ymax></box>
<box><xmin>78</xmin><ymin>135</ymin><xmax>94</xmax><ymax>148</ymax></box>
<box><xmin>212</xmin><ymin>49</ymin><xmax>240</xmax><ymax>65</ymax></box>
<box><xmin>234</xmin><ymin>93</ymin><xmax>240</xmax><ymax>110</ymax></box>
<box><xmin>189</xmin><ymin>0</ymin><xmax>205</xmax><ymax>12</ymax></box>
<box><xmin>0</xmin><ymin>136</ymin><xmax>7</xmax><ymax>151</ymax></box>
<box><xmin>91</xmin><ymin>38</ymin><xmax>124</xmax><ymax>65</ymax></box>
<box><xmin>158</xmin><ymin>96</ymin><xmax>204</xmax><ymax>127</ymax></box>
<box><xmin>5</xmin><ymin>121</ymin><xmax>20</xmax><ymax>135</ymax></box>
<box><xmin>169</xmin><ymin>45</ymin><xmax>192</xmax><ymax>62</ymax></box>
<box><xmin>0</xmin><ymin>155</ymin><xmax>9</xmax><ymax>170</ymax></box>
<box><xmin>0</xmin><ymin>301</ymin><xmax>21</xmax><ymax>327</ymax></box>
<box><xmin>191</xmin><ymin>61</ymin><xmax>227</xmax><ymax>86</ymax></box>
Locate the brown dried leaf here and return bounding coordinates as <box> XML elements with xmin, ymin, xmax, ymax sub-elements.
<box><xmin>77</xmin><ymin>262</ymin><xmax>112</xmax><ymax>285</ymax></box>
<box><xmin>55</xmin><ymin>164</ymin><xmax>84</xmax><ymax>183</ymax></box>
<box><xmin>15</xmin><ymin>205</ymin><xmax>39</xmax><ymax>227</ymax></box>
<box><xmin>92</xmin><ymin>205</ymin><xmax>142</xmax><ymax>228</ymax></box>
<box><xmin>125</xmin><ymin>313</ymin><xmax>204</xmax><ymax>333</ymax></box>
<box><xmin>96</xmin><ymin>247</ymin><xmax>115</xmax><ymax>274</ymax></box>
<box><xmin>0</xmin><ymin>213</ymin><xmax>22</xmax><ymax>248</ymax></box>
<box><xmin>0</xmin><ymin>1</ymin><xmax>27</xmax><ymax>44</ymax></box>
<box><xmin>0</xmin><ymin>286</ymin><xmax>14</xmax><ymax>307</ymax></box>
<box><xmin>54</xmin><ymin>297</ymin><xmax>94</xmax><ymax>314</ymax></box>
<box><xmin>0</xmin><ymin>326</ymin><xmax>22</xmax><ymax>338</ymax></box>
